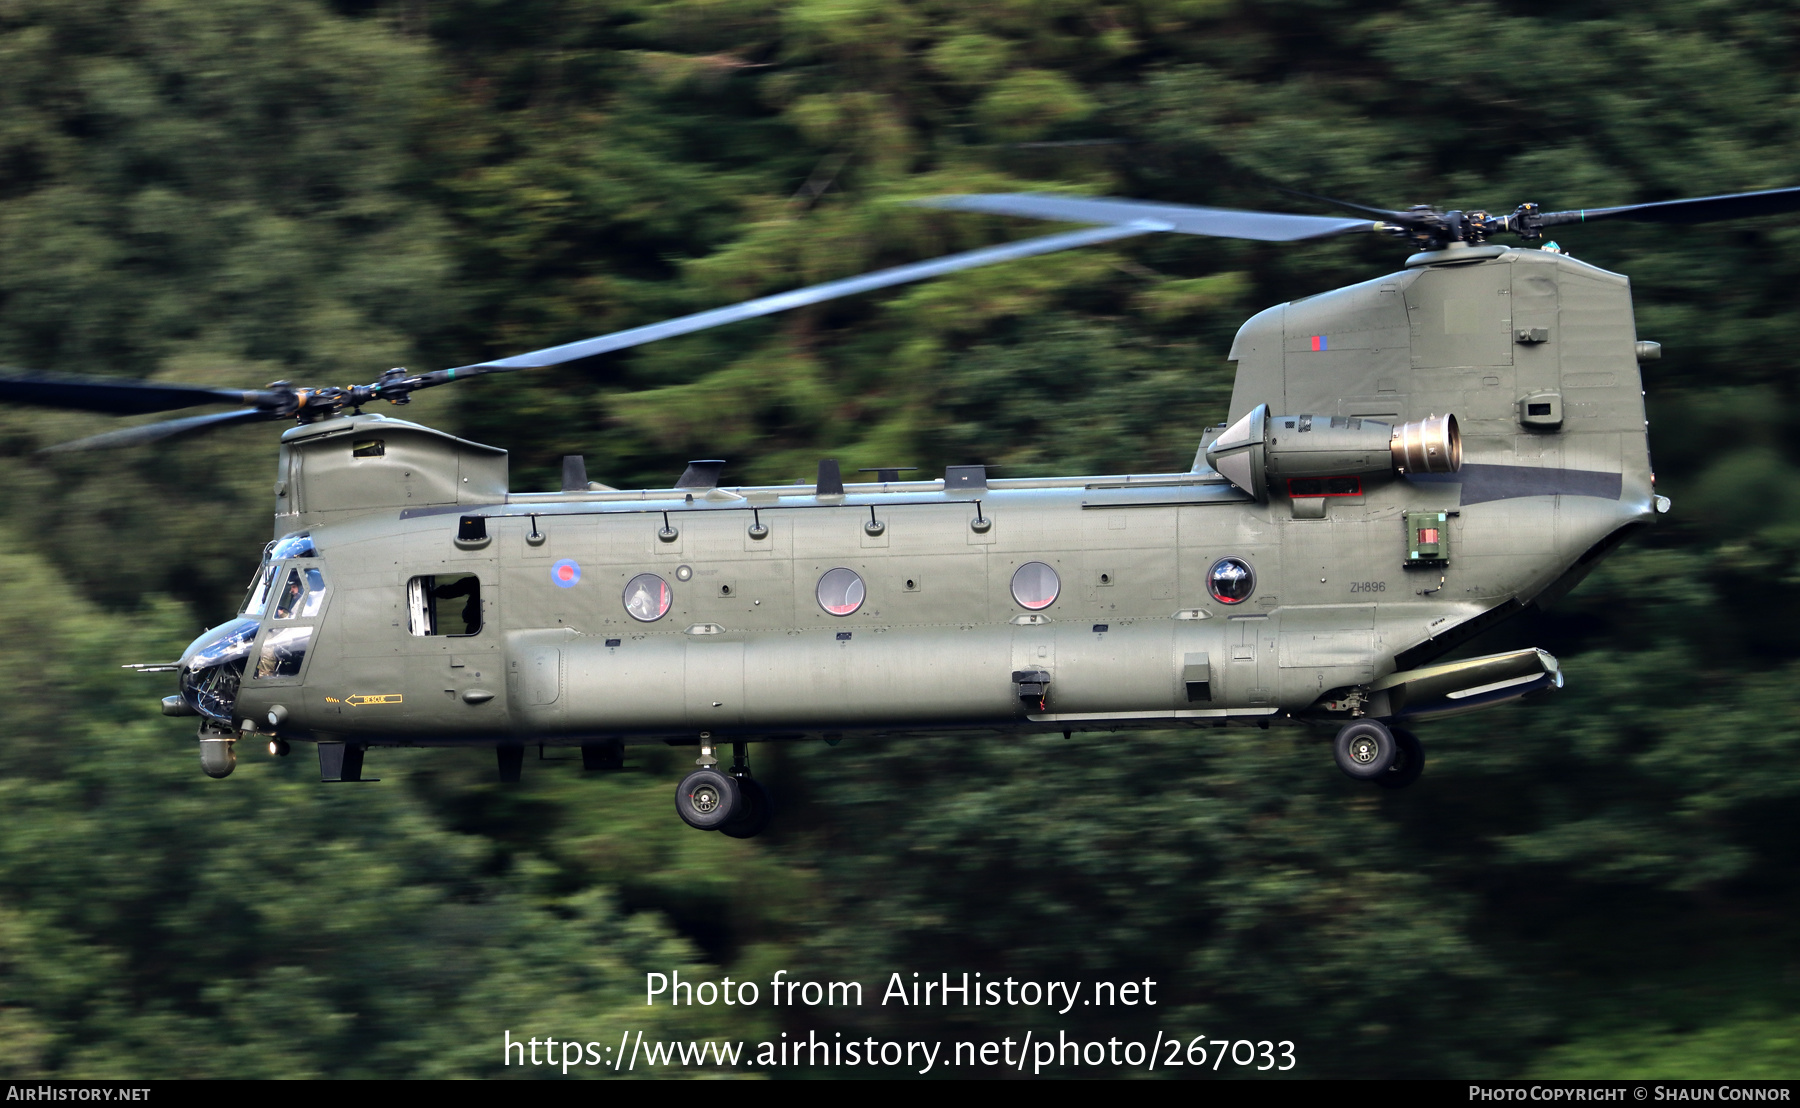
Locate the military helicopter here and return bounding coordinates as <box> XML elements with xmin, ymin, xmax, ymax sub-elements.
<box><xmin>7</xmin><ymin>182</ymin><xmax>1799</xmax><ymax>837</ymax></box>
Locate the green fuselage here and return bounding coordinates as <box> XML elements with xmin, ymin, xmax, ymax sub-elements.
<box><xmin>203</xmin><ymin>244</ymin><xmax>1658</xmax><ymax>749</ymax></box>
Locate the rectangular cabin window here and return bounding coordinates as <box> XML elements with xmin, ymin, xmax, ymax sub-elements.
<box><xmin>407</xmin><ymin>574</ymin><xmax>482</xmax><ymax>636</ymax></box>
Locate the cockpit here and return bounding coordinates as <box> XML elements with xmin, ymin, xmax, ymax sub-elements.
<box><xmin>177</xmin><ymin>532</ymin><xmax>327</xmax><ymax>723</ymax></box>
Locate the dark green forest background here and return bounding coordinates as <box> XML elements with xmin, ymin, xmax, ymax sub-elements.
<box><xmin>2</xmin><ymin>0</ymin><xmax>1799</xmax><ymax>1078</ymax></box>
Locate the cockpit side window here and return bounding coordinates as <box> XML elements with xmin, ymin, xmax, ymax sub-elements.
<box><xmin>299</xmin><ymin>568</ymin><xmax>327</xmax><ymax>617</ymax></box>
<box><xmin>271</xmin><ymin>567</ymin><xmax>328</xmax><ymax>620</ymax></box>
<box><xmin>406</xmin><ymin>574</ymin><xmax>482</xmax><ymax>636</ymax></box>
<box><xmin>271</xmin><ymin>569</ymin><xmax>305</xmax><ymax>619</ymax></box>
<box><xmin>254</xmin><ymin>626</ymin><xmax>313</xmax><ymax>679</ymax></box>
<box><xmin>247</xmin><ymin>562</ymin><xmax>327</xmax><ymax>680</ymax></box>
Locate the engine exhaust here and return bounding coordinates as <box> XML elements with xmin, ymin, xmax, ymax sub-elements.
<box><xmin>1390</xmin><ymin>414</ymin><xmax>1461</xmax><ymax>475</ymax></box>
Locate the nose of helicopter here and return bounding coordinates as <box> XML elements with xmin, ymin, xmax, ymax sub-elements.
<box><xmin>176</xmin><ymin>617</ymin><xmax>261</xmax><ymax>723</ymax></box>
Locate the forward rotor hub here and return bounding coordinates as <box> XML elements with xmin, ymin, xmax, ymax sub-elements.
<box><xmin>1382</xmin><ymin>202</ymin><xmax>1548</xmax><ymax>251</ymax></box>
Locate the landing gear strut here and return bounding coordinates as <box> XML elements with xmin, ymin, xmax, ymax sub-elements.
<box><xmin>497</xmin><ymin>744</ymin><xmax>523</xmax><ymax>783</ymax></box>
<box><xmin>1377</xmin><ymin>726</ymin><xmax>1425</xmax><ymax>790</ymax></box>
<box><xmin>675</xmin><ymin>736</ymin><xmax>773</xmax><ymax>836</ymax></box>
<box><xmin>720</xmin><ymin>742</ymin><xmax>772</xmax><ymax>839</ymax></box>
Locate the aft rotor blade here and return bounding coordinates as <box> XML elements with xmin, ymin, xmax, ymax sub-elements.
<box><xmin>0</xmin><ymin>372</ymin><xmax>271</xmax><ymax>415</ymax></box>
<box><xmin>912</xmin><ymin>193</ymin><xmax>1380</xmax><ymax>242</ymax></box>
<box><xmin>442</xmin><ymin>223</ymin><xmax>1158</xmax><ymax>375</ymax></box>
<box><xmin>1540</xmin><ymin>185</ymin><xmax>1800</xmax><ymax>227</ymax></box>
<box><xmin>40</xmin><ymin>408</ymin><xmax>273</xmax><ymax>453</ymax></box>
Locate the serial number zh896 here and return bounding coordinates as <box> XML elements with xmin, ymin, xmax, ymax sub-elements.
<box><xmin>1349</xmin><ymin>581</ymin><xmax>1387</xmax><ymax>593</ymax></box>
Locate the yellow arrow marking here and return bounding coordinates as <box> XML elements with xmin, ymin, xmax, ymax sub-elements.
<box><xmin>344</xmin><ymin>694</ymin><xmax>404</xmax><ymax>707</ymax></box>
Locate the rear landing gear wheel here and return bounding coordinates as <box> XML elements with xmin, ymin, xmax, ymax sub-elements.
<box><xmin>1334</xmin><ymin>719</ymin><xmax>1396</xmax><ymax>781</ymax></box>
<box><xmin>675</xmin><ymin>768</ymin><xmax>741</xmax><ymax>831</ymax></box>
<box><xmin>1377</xmin><ymin>727</ymin><xmax>1425</xmax><ymax>790</ymax></box>
<box><xmin>719</xmin><ymin>777</ymin><xmax>772</xmax><ymax>839</ymax></box>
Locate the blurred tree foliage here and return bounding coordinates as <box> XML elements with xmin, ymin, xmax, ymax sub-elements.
<box><xmin>0</xmin><ymin>0</ymin><xmax>1798</xmax><ymax>1078</ymax></box>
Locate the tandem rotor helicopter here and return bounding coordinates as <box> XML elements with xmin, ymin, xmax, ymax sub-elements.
<box><xmin>7</xmin><ymin>183</ymin><xmax>1799</xmax><ymax>837</ymax></box>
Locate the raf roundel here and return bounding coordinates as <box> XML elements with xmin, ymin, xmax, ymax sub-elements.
<box><xmin>551</xmin><ymin>559</ymin><xmax>582</xmax><ymax>588</ymax></box>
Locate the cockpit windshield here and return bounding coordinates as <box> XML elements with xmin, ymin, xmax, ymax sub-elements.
<box><xmin>242</xmin><ymin>563</ymin><xmax>279</xmax><ymax>616</ymax></box>
<box><xmin>242</xmin><ymin>533</ymin><xmax>318</xmax><ymax>616</ymax></box>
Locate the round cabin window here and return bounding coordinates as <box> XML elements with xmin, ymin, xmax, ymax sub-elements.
<box><xmin>1208</xmin><ymin>557</ymin><xmax>1255</xmax><ymax>605</ymax></box>
<box><xmin>1010</xmin><ymin>561</ymin><xmax>1060</xmax><ymax>611</ymax></box>
<box><xmin>622</xmin><ymin>573</ymin><xmax>672</xmax><ymax>622</ymax></box>
<box><xmin>816</xmin><ymin>568</ymin><xmax>866</xmax><ymax>616</ymax></box>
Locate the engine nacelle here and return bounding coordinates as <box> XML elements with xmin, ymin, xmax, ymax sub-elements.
<box><xmin>1205</xmin><ymin>403</ymin><xmax>1460</xmax><ymax>500</ymax></box>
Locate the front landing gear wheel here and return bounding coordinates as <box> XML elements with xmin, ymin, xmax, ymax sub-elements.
<box><xmin>719</xmin><ymin>777</ymin><xmax>772</xmax><ymax>839</ymax></box>
<box><xmin>1377</xmin><ymin>727</ymin><xmax>1425</xmax><ymax>790</ymax></box>
<box><xmin>675</xmin><ymin>768</ymin><xmax>741</xmax><ymax>831</ymax></box>
<box><xmin>1334</xmin><ymin>720</ymin><xmax>1397</xmax><ymax>781</ymax></box>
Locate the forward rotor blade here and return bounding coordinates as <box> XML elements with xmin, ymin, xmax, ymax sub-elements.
<box><xmin>444</xmin><ymin>223</ymin><xmax>1157</xmax><ymax>375</ymax></box>
<box><xmin>1541</xmin><ymin>185</ymin><xmax>1800</xmax><ymax>227</ymax></box>
<box><xmin>0</xmin><ymin>372</ymin><xmax>271</xmax><ymax>415</ymax></box>
<box><xmin>912</xmin><ymin>193</ymin><xmax>1380</xmax><ymax>242</ymax></box>
<box><xmin>39</xmin><ymin>408</ymin><xmax>273</xmax><ymax>453</ymax></box>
